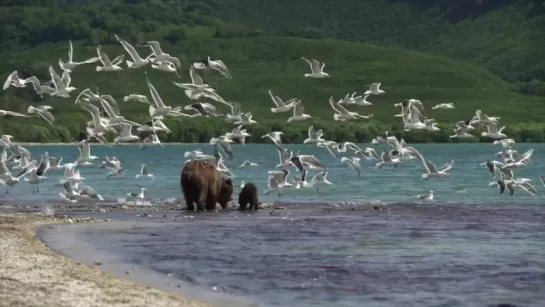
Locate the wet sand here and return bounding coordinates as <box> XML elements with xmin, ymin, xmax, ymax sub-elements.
<box><xmin>0</xmin><ymin>212</ymin><xmax>208</xmax><ymax>307</ymax></box>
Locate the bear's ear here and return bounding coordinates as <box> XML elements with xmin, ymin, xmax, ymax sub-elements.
<box><xmin>224</xmin><ymin>178</ymin><xmax>232</xmax><ymax>185</ymax></box>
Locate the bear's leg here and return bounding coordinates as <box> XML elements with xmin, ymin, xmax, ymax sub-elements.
<box><xmin>238</xmin><ymin>201</ymin><xmax>246</xmax><ymax>211</ymax></box>
<box><xmin>248</xmin><ymin>201</ymin><xmax>255</xmax><ymax>211</ymax></box>
<box><xmin>185</xmin><ymin>196</ymin><xmax>195</xmax><ymax>211</ymax></box>
<box><xmin>254</xmin><ymin>199</ymin><xmax>260</xmax><ymax>210</ymax></box>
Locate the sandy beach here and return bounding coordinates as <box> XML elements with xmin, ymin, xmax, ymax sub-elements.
<box><xmin>0</xmin><ymin>212</ymin><xmax>208</xmax><ymax>307</ymax></box>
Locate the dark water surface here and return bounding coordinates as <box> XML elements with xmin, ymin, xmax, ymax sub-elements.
<box><xmin>45</xmin><ymin>204</ymin><xmax>545</xmax><ymax>307</ymax></box>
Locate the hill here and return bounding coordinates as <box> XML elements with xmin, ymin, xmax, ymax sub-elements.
<box><xmin>0</xmin><ymin>1</ymin><xmax>543</xmax><ymax>143</ymax></box>
<box><xmin>210</xmin><ymin>0</ymin><xmax>545</xmax><ymax>95</ymax></box>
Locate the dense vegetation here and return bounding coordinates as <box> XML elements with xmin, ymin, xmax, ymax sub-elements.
<box><xmin>0</xmin><ymin>1</ymin><xmax>544</xmax><ymax>143</ymax></box>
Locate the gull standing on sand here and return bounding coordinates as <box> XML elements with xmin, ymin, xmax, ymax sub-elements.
<box><xmin>432</xmin><ymin>103</ymin><xmax>454</xmax><ymax>110</ymax></box>
<box><xmin>58</xmin><ymin>39</ymin><xmax>99</xmax><ymax>72</ymax></box>
<box><xmin>364</xmin><ymin>82</ymin><xmax>385</xmax><ymax>95</ymax></box>
<box><xmin>135</xmin><ymin>164</ymin><xmax>154</xmax><ymax>179</ymax></box>
<box><xmin>287</xmin><ymin>101</ymin><xmax>312</xmax><ymax>123</ymax></box>
<box><xmin>302</xmin><ymin>57</ymin><xmax>330</xmax><ymax>78</ymax></box>
<box><xmin>269</xmin><ymin>89</ymin><xmax>297</xmax><ymax>113</ymax></box>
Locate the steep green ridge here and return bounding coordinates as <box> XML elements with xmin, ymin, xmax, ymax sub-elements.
<box><xmin>0</xmin><ymin>1</ymin><xmax>543</xmax><ymax>143</ymax></box>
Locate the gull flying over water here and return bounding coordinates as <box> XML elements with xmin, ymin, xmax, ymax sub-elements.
<box><xmin>27</xmin><ymin>106</ymin><xmax>55</xmax><ymax>126</ymax></box>
<box><xmin>340</xmin><ymin>157</ymin><xmax>362</xmax><ymax>177</ymax></box>
<box><xmin>376</xmin><ymin>150</ymin><xmax>401</xmax><ymax>170</ymax></box>
<box><xmin>237</xmin><ymin>160</ymin><xmax>258</xmax><ymax>168</ymax></box>
<box><xmin>481</xmin><ymin>121</ymin><xmax>507</xmax><ymax>140</ymax></box>
<box><xmin>417</xmin><ymin>190</ymin><xmax>434</xmax><ymax>200</ymax></box>
<box><xmin>135</xmin><ymin>164</ymin><xmax>154</xmax><ymax>179</ymax></box>
<box><xmin>141</xmin><ymin>41</ymin><xmax>181</xmax><ymax>70</ymax></box>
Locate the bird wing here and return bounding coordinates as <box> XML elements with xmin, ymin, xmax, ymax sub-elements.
<box><xmin>61</xmin><ymin>71</ymin><xmax>71</xmax><ymax>87</ymax></box>
<box><xmin>146</xmin><ymin>73</ymin><xmax>166</xmax><ymax>108</ymax></box>
<box><xmin>115</xmin><ymin>34</ymin><xmax>142</xmax><ymax>61</ymax></box>
<box><xmin>96</xmin><ymin>45</ymin><xmax>113</xmax><ymax>66</ymax></box>
<box><xmin>145</xmin><ymin>41</ymin><xmax>163</xmax><ymax>55</ymax></box>
<box><xmin>425</xmin><ymin>160</ymin><xmax>439</xmax><ymax>173</ymax></box>
<box><xmin>438</xmin><ymin>160</ymin><xmax>454</xmax><ymax>172</ymax></box>
<box><xmin>68</xmin><ymin>39</ymin><xmax>74</xmax><ymax>61</ymax></box>
<box><xmin>487</xmin><ymin>121</ymin><xmax>498</xmax><ymax>133</ymax></box>
<box><xmin>209</xmin><ymin>59</ymin><xmax>232</xmax><ymax>78</ymax></box>
<box><xmin>301</xmin><ymin>57</ymin><xmax>314</xmax><ymax>72</ymax></box>
<box><xmin>310</xmin><ymin>59</ymin><xmax>321</xmax><ymax>72</ymax></box>
<box><xmin>3</xmin><ymin>71</ymin><xmax>18</xmax><ymax>90</ymax></box>
<box><xmin>189</xmin><ymin>66</ymin><xmax>204</xmax><ymax>85</ymax></box>
<box><xmin>48</xmin><ymin>65</ymin><xmax>65</xmax><ymax>90</ymax></box>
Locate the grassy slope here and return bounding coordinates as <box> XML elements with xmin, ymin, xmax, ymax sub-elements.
<box><xmin>1</xmin><ymin>36</ymin><xmax>541</xmax><ymax>142</ymax></box>
<box><xmin>211</xmin><ymin>0</ymin><xmax>545</xmax><ymax>90</ymax></box>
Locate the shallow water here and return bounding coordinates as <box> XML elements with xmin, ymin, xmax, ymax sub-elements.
<box><xmin>51</xmin><ymin>206</ymin><xmax>545</xmax><ymax>307</ymax></box>
<box><xmin>1</xmin><ymin>143</ymin><xmax>545</xmax><ymax>205</ymax></box>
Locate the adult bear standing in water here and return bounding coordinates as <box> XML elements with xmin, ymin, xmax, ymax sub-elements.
<box><xmin>238</xmin><ymin>183</ymin><xmax>260</xmax><ymax>211</ymax></box>
<box><xmin>180</xmin><ymin>160</ymin><xmax>233</xmax><ymax>211</ymax></box>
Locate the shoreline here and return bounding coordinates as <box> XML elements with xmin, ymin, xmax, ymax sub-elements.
<box><xmin>0</xmin><ymin>212</ymin><xmax>209</xmax><ymax>307</ymax></box>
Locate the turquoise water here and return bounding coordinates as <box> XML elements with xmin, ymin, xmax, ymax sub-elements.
<box><xmin>2</xmin><ymin>143</ymin><xmax>544</xmax><ymax>205</ymax></box>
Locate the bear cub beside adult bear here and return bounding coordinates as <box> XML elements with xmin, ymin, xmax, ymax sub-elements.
<box><xmin>238</xmin><ymin>183</ymin><xmax>260</xmax><ymax>211</ymax></box>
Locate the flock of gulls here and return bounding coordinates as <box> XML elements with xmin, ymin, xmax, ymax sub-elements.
<box><xmin>0</xmin><ymin>36</ymin><xmax>542</xmax><ymax>205</ymax></box>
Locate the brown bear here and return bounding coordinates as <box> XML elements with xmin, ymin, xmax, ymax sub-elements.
<box><xmin>180</xmin><ymin>160</ymin><xmax>225</xmax><ymax>211</ymax></box>
<box><xmin>238</xmin><ymin>183</ymin><xmax>260</xmax><ymax>211</ymax></box>
<box><xmin>217</xmin><ymin>177</ymin><xmax>234</xmax><ymax>210</ymax></box>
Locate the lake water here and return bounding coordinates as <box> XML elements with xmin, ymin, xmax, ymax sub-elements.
<box><xmin>7</xmin><ymin>143</ymin><xmax>545</xmax><ymax>306</ymax></box>
<box><xmin>1</xmin><ymin>143</ymin><xmax>545</xmax><ymax>205</ymax></box>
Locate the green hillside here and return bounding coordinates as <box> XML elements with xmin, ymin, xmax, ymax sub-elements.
<box><xmin>0</xmin><ymin>1</ymin><xmax>543</xmax><ymax>143</ymax></box>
